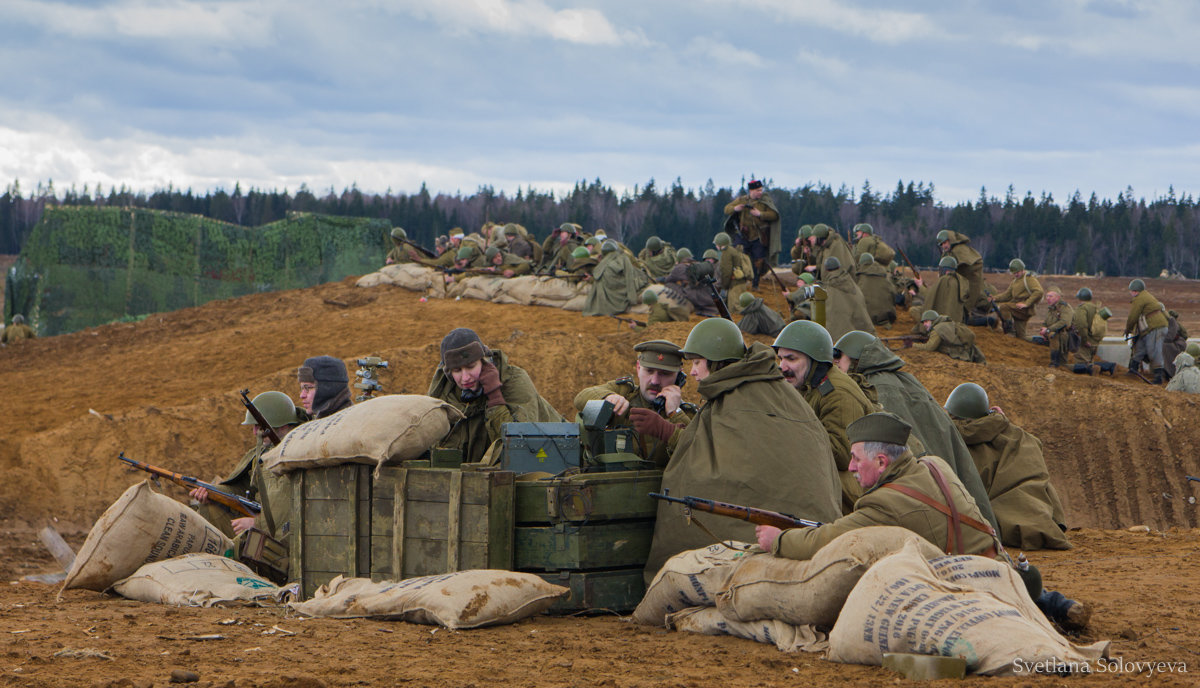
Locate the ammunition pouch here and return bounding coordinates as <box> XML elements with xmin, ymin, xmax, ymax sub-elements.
<box><xmin>238</xmin><ymin>528</ymin><xmax>289</xmax><ymax>585</ymax></box>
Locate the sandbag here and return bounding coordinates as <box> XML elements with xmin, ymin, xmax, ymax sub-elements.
<box><xmin>717</xmin><ymin>527</ymin><xmax>944</xmax><ymax>627</ymax></box>
<box><xmin>562</xmin><ymin>292</ymin><xmax>589</xmax><ymax>311</ymax></box>
<box><xmin>380</xmin><ymin>264</ymin><xmax>446</xmax><ymax>297</ymax></box>
<box><xmin>666</xmin><ymin>606</ymin><xmax>828</xmax><ymax>653</ymax></box>
<box><xmin>529</xmin><ymin>277</ymin><xmax>580</xmax><ymax>303</ymax></box>
<box><xmin>62</xmin><ymin>481</ymin><xmax>232</xmax><ymax>592</ymax></box>
<box><xmin>264</xmin><ymin>395</ymin><xmax>462</xmax><ymax>475</ymax></box>
<box><xmin>632</xmin><ymin>542</ymin><xmax>754</xmax><ymax>627</ymax></box>
<box><xmin>111</xmin><ymin>553</ymin><xmax>283</xmax><ymax>607</ymax></box>
<box><xmin>290</xmin><ymin>571</ymin><xmax>568</xmax><ymax>629</ymax></box>
<box><xmin>827</xmin><ymin>540</ymin><xmax>1109</xmax><ymax>675</ymax></box>
<box><xmin>496</xmin><ymin>275</ymin><xmax>539</xmax><ymax>305</ymax></box>
<box><xmin>355</xmin><ymin>271</ymin><xmax>392</xmax><ymax>288</ymax></box>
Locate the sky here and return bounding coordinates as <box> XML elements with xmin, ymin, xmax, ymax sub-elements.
<box><xmin>0</xmin><ymin>0</ymin><xmax>1197</xmax><ymax>205</ymax></box>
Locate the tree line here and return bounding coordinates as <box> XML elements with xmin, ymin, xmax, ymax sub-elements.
<box><xmin>3</xmin><ymin>177</ymin><xmax>1198</xmax><ymax>278</ymax></box>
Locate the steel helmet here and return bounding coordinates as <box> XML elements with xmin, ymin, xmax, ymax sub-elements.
<box><xmin>772</xmin><ymin>320</ymin><xmax>833</xmax><ymax>364</ymax></box>
<box><xmin>944</xmin><ymin>383</ymin><xmax>990</xmax><ymax>420</ymax></box>
<box><xmin>680</xmin><ymin>318</ymin><xmax>745</xmax><ymax>362</ymax></box>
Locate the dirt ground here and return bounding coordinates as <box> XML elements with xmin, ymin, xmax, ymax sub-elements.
<box><xmin>3</xmin><ymin>269</ymin><xmax>1200</xmax><ymax>686</ymax></box>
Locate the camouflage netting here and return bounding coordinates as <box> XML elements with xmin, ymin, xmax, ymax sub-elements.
<box><xmin>7</xmin><ymin>207</ymin><xmax>391</xmax><ymax>336</ymax></box>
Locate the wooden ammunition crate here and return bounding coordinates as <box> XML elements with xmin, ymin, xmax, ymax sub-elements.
<box><xmin>537</xmin><ymin>569</ymin><xmax>648</xmax><ymax>614</ymax></box>
<box><xmin>289</xmin><ymin>464</ymin><xmax>515</xmax><ymax>598</ymax></box>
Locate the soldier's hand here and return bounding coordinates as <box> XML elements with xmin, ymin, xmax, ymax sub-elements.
<box><xmin>231</xmin><ymin>517</ymin><xmax>256</xmax><ymax>535</ymax></box>
<box><xmin>604</xmin><ymin>393</ymin><xmax>631</xmax><ymax>416</ymax></box>
<box><xmin>733</xmin><ymin>204</ymin><xmax>745</xmax><ymax>212</ymax></box>
<box><xmin>755</xmin><ymin>525</ymin><xmax>782</xmax><ymax>552</ymax></box>
<box><xmin>503</xmin><ymin>269</ymin><xmax>515</xmax><ymax>278</ymax></box>
<box><xmin>657</xmin><ymin>385</ymin><xmax>683</xmax><ymax>416</ymax></box>
<box><xmin>1016</xmin><ymin>302</ymin><xmax>1027</xmax><ymax>309</ymax></box>
<box><xmin>190</xmin><ymin>487</ymin><xmax>209</xmax><ymax>504</ymax></box>
<box><xmin>385</xmin><ymin>257</ymin><xmax>396</xmax><ymax>265</ymax></box>
<box><xmin>629</xmin><ymin>407</ymin><xmax>678</xmax><ymax>444</ymax></box>
<box><xmin>750</xmin><ymin>208</ymin><xmax>761</xmax><ymax>217</ymax></box>
<box><xmin>478</xmin><ymin>362</ymin><xmax>505</xmax><ymax>407</ymax></box>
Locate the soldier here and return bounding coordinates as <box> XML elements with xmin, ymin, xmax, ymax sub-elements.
<box><xmin>583</xmin><ymin>241</ymin><xmax>650</xmax><ymax>317</ymax></box>
<box><xmin>914</xmin><ymin>310</ymin><xmax>986</xmax><ymax>363</ymax></box>
<box><xmin>1071</xmin><ymin>287</ymin><xmax>1104</xmax><ymax>373</ymax></box>
<box><xmin>991</xmin><ymin>259</ymin><xmax>1043</xmax><ymax>339</ymax></box>
<box><xmin>755</xmin><ymin>412</ymin><xmax>1089</xmax><ymax>629</ymax></box>
<box><xmin>851</xmin><ymin>223</ymin><xmax>895</xmax><ymax>266</ymax></box>
<box><xmin>936</xmin><ymin>229</ymin><xmax>985</xmax><ymax>311</ymax></box>
<box><xmin>821</xmin><ymin>256</ymin><xmax>876</xmax><ymax>342</ymax></box>
<box><xmin>385</xmin><ymin>227</ymin><xmax>421</xmax><ymax>265</ymax></box>
<box><xmin>1</xmin><ymin>314</ymin><xmax>35</xmax><ymax>345</ymax></box>
<box><xmin>1189</xmin><ymin>341</ymin><xmax>1200</xmax><ymax>359</ymax></box>
<box><xmin>928</xmin><ymin>255</ymin><xmax>970</xmax><ymax>323</ymax></box>
<box><xmin>298</xmin><ymin>355</ymin><xmax>353</xmax><ymax>419</ymax></box>
<box><xmin>736</xmin><ymin>291</ymin><xmax>786</xmax><ymax>336</ymax></box>
<box><xmin>1038</xmin><ymin>290</ymin><xmax>1075</xmax><ymax>367</ymax></box>
<box><xmin>664</xmin><ymin>248</ymin><xmax>718</xmax><ymax>317</ymax></box>
<box><xmin>845</xmin><ymin>336</ymin><xmax>999</xmax><ymax>530</ymax></box>
<box><xmin>502</xmin><ymin>223</ymin><xmax>541</xmax><ymax>265</ymax></box>
<box><xmin>644</xmin><ymin>317</ymin><xmax>843</xmax><ymax>582</ymax></box>
<box><xmin>641</xmin><ymin>288</ymin><xmax>691</xmax><ymax>325</ymax></box>
<box><xmin>789</xmin><ymin>225</ymin><xmax>812</xmax><ymax>276</ymax></box>
<box><xmin>1166</xmin><ymin>353</ymin><xmax>1200</xmax><ymax>393</ymax></box>
<box><xmin>482</xmin><ymin>246</ymin><xmax>532</xmax><ymax>277</ymax></box>
<box><xmin>811</xmin><ymin>224</ymin><xmax>854</xmax><ymax>282</ymax></box>
<box><xmin>722</xmin><ymin>179</ymin><xmax>781</xmax><ymax>288</ymax></box>
<box><xmin>944</xmin><ymin>383</ymin><xmax>1070</xmax><ymax>550</ymax></box>
<box><xmin>565</xmin><ymin>246</ymin><xmax>597</xmax><ymax>281</ymax></box>
<box><xmin>442</xmin><ymin>245</ymin><xmax>488</xmax><ymax>285</ymax></box>
<box><xmin>573</xmin><ymin>340</ymin><xmax>698</xmax><ymax>466</ymax></box>
<box><xmin>1162</xmin><ymin>310</ymin><xmax>1190</xmax><ymax>379</ymax></box>
<box><xmin>855</xmin><ymin>253</ymin><xmax>898</xmax><ymax>327</ymax></box>
<box><xmin>1124</xmin><ymin>279</ymin><xmax>1170</xmax><ymax>383</ymax></box>
<box><xmin>774</xmin><ymin>321</ymin><xmax>875</xmax><ymax>513</ymax></box>
<box><xmin>427</xmin><ymin>328</ymin><xmax>563</xmax><ymax>464</ymax></box>
<box><xmin>712</xmin><ymin>231</ymin><xmax>753</xmax><ymax>313</ymax></box>
<box><xmin>786</xmin><ymin>272</ymin><xmax>817</xmax><ymax>322</ymax></box>
<box><xmin>191</xmin><ymin>391</ymin><xmax>305</xmax><ymax>540</ymax></box>
<box><xmin>638</xmin><ymin>236</ymin><xmax>677</xmax><ymax>280</ymax></box>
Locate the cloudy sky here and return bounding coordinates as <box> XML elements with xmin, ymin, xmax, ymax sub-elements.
<box><xmin>1</xmin><ymin>0</ymin><xmax>1196</xmax><ymax>204</ymax></box>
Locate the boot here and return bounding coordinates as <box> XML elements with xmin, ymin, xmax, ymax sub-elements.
<box><xmin>1071</xmin><ymin>363</ymin><xmax>1091</xmax><ymax>375</ymax></box>
<box><xmin>1049</xmin><ymin>351</ymin><xmax>1063</xmax><ymax>368</ymax></box>
<box><xmin>1002</xmin><ymin>319</ymin><xmax>1015</xmax><ymax>335</ymax></box>
<box><xmin>1153</xmin><ymin>368</ymin><xmax>1166</xmax><ymax>384</ymax></box>
<box><xmin>1098</xmin><ymin>361</ymin><xmax>1116</xmax><ymax>376</ymax></box>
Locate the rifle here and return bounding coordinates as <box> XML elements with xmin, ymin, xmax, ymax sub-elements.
<box><xmin>767</xmin><ymin>266</ymin><xmax>791</xmax><ymax>296</ymax></box>
<box><xmin>698</xmin><ymin>274</ymin><xmax>734</xmax><ymax>320</ymax></box>
<box><xmin>880</xmin><ymin>334</ymin><xmax>927</xmax><ymax>349</ymax></box>
<box><xmin>650</xmin><ymin>492</ymin><xmax>822</xmax><ymax>530</ymax></box>
<box><xmin>119</xmin><ymin>452</ymin><xmax>261</xmax><ymax>518</ymax></box>
<box><xmin>402</xmin><ymin>240</ymin><xmax>437</xmax><ymax>260</ymax></box>
<box><xmin>895</xmin><ymin>243</ymin><xmax>922</xmax><ymax>282</ymax></box>
<box><xmin>1186</xmin><ymin>476</ymin><xmax>1200</xmax><ymax>483</ymax></box>
<box><xmin>443</xmin><ymin>266</ymin><xmax>500</xmax><ymax>277</ymax></box>
<box><xmin>239</xmin><ymin>389</ymin><xmax>282</xmax><ymax>446</ymax></box>
<box><xmin>610</xmin><ymin>315</ymin><xmax>647</xmax><ymax>328</ymax></box>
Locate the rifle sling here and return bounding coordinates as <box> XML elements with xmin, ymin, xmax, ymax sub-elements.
<box><xmin>879</xmin><ymin>459</ymin><xmax>997</xmax><ymax>558</ymax></box>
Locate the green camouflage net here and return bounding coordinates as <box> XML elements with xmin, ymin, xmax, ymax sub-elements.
<box><xmin>8</xmin><ymin>207</ymin><xmax>391</xmax><ymax>336</ymax></box>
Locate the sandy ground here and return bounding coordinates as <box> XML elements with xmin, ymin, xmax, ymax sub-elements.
<box><xmin>3</xmin><ymin>269</ymin><xmax>1200</xmax><ymax>686</ymax></box>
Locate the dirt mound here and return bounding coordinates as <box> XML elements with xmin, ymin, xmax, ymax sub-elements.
<box><xmin>3</xmin><ymin>274</ymin><xmax>1200</xmax><ymax>533</ymax></box>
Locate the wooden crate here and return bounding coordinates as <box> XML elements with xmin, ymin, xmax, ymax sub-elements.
<box><xmin>514</xmin><ymin>470</ymin><xmax>661</xmax><ymax>524</ymax></box>
<box><xmin>537</xmin><ymin>569</ymin><xmax>647</xmax><ymax>614</ymax></box>
<box><xmin>515</xmin><ymin>521</ymin><xmax>653</xmax><ymax>570</ymax></box>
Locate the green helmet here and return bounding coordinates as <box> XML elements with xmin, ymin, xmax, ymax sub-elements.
<box><xmin>798</xmin><ymin>272</ymin><xmax>816</xmax><ymax>284</ymax></box>
<box><xmin>823</xmin><ymin>256</ymin><xmax>841</xmax><ymax>271</ymax></box>
<box><xmin>854</xmin><ymin>223</ymin><xmax>873</xmax><ymax>235</ymax></box>
<box><xmin>601</xmin><ymin>240</ymin><xmax>618</xmax><ymax>254</ymax></box>
<box><xmin>773</xmin><ymin>320</ymin><xmax>833</xmax><ymax>363</ymax></box>
<box><xmin>642</xmin><ymin>289</ymin><xmax>658</xmax><ymax>305</ymax></box>
<box><xmin>1076</xmin><ymin>287</ymin><xmax>1093</xmax><ymax>301</ymax></box>
<box><xmin>936</xmin><ymin>229</ymin><xmax>951</xmax><ymax>243</ymax></box>
<box><xmin>503</xmin><ymin>222</ymin><xmax>520</xmax><ymax>236</ymax></box>
<box><xmin>938</xmin><ymin>255</ymin><xmax>958</xmax><ymax>270</ymax></box>
<box><xmin>571</xmin><ymin>246</ymin><xmax>590</xmax><ymax>260</ymax></box>
<box><xmin>492</xmin><ymin>234</ymin><xmax>508</xmax><ymax>248</ymax></box>
<box><xmin>645</xmin><ymin>236</ymin><xmax>663</xmax><ymax>252</ymax></box>
<box><xmin>1128</xmin><ymin>279</ymin><xmax>1145</xmax><ymax>292</ymax></box>
<box><xmin>242</xmin><ymin>391</ymin><xmax>303</xmax><ymax>428</ymax></box>
<box><xmin>390</xmin><ymin>227</ymin><xmax>407</xmax><ymax>240</ymax></box>
<box><xmin>680</xmin><ymin>318</ymin><xmax>745</xmax><ymax>362</ymax></box>
<box><xmin>1099</xmin><ymin>306</ymin><xmax>1113</xmax><ymax>319</ymax></box>
<box><xmin>921</xmin><ymin>310</ymin><xmax>939</xmax><ymax>322</ymax></box>
<box><xmin>738</xmin><ymin>291</ymin><xmax>756</xmax><ymax>309</ymax></box>
<box><xmin>559</xmin><ymin>222</ymin><xmax>579</xmax><ymax>233</ymax></box>
<box><xmin>702</xmin><ymin>249</ymin><xmax>720</xmax><ymax>261</ymax></box>
<box><xmin>799</xmin><ymin>224</ymin><xmax>814</xmax><ymax>239</ymax></box>
<box><xmin>484</xmin><ymin>246</ymin><xmax>500</xmax><ymax>260</ymax></box>
<box><xmin>1009</xmin><ymin>258</ymin><xmax>1025</xmax><ymax>273</ymax></box>
<box><xmin>585</xmin><ymin>237</ymin><xmax>601</xmax><ymax>248</ymax></box>
<box><xmin>833</xmin><ymin>330</ymin><xmax>876</xmax><ymax>361</ymax></box>
<box><xmin>713</xmin><ymin>232</ymin><xmax>732</xmax><ymax>248</ymax></box>
<box><xmin>455</xmin><ymin>246</ymin><xmax>475</xmax><ymax>261</ymax></box>
<box><xmin>676</xmin><ymin>247</ymin><xmax>693</xmax><ymax>261</ymax></box>
<box><xmin>944</xmin><ymin>383</ymin><xmax>989</xmax><ymax>420</ymax></box>
<box><xmin>1187</xmin><ymin>342</ymin><xmax>1200</xmax><ymax>358</ymax></box>
<box><xmin>813</xmin><ymin>224</ymin><xmax>831</xmax><ymax>239</ymax></box>
<box><xmin>12</xmin><ymin>314</ymin><xmax>25</xmax><ymax>325</ymax></box>
<box><xmin>858</xmin><ymin>253</ymin><xmax>875</xmax><ymax>266</ymax></box>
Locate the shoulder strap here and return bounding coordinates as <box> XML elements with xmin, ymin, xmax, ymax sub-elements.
<box><xmin>879</xmin><ymin>458</ymin><xmax>999</xmax><ymax>557</ymax></box>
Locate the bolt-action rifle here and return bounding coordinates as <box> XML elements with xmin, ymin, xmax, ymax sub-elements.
<box><xmin>239</xmin><ymin>389</ymin><xmax>281</xmax><ymax>446</ymax></box>
<box><xmin>650</xmin><ymin>491</ymin><xmax>822</xmax><ymax>529</ymax></box>
<box><xmin>698</xmin><ymin>274</ymin><xmax>734</xmax><ymax>321</ymax></box>
<box><xmin>610</xmin><ymin>315</ymin><xmax>647</xmax><ymax>328</ymax></box>
<box><xmin>895</xmin><ymin>243</ymin><xmax>922</xmax><ymax>282</ymax></box>
<box><xmin>118</xmin><ymin>452</ymin><xmax>261</xmax><ymax>518</ymax></box>
<box><xmin>880</xmin><ymin>334</ymin><xmax>928</xmax><ymax>349</ymax></box>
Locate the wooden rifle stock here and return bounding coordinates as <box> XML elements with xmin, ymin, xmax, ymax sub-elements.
<box><xmin>699</xmin><ymin>275</ymin><xmax>734</xmax><ymax>321</ymax></box>
<box><xmin>239</xmin><ymin>389</ymin><xmax>281</xmax><ymax>446</ymax></box>
<box><xmin>650</xmin><ymin>492</ymin><xmax>821</xmax><ymax>529</ymax></box>
<box><xmin>895</xmin><ymin>244</ymin><xmax>921</xmax><ymax>282</ymax></box>
<box><xmin>118</xmin><ymin>452</ymin><xmax>261</xmax><ymax>518</ymax></box>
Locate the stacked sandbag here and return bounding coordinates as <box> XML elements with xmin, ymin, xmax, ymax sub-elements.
<box><xmin>111</xmin><ymin>553</ymin><xmax>283</xmax><ymax>607</ymax></box>
<box><xmin>529</xmin><ymin>277</ymin><xmax>591</xmax><ymax>311</ymax></box>
<box><xmin>453</xmin><ymin>275</ymin><xmax>509</xmax><ymax>302</ymax></box>
<box><xmin>357</xmin><ymin>264</ymin><xmax>446</xmax><ymax>298</ymax></box>
<box><xmin>494</xmin><ymin>275</ymin><xmax>539</xmax><ymax>305</ymax></box>
<box><xmin>828</xmin><ymin>540</ymin><xmax>1110</xmax><ymax>675</ymax></box>
<box><xmin>632</xmin><ymin>542</ymin><xmax>754</xmax><ymax>627</ymax></box>
<box><xmin>62</xmin><ymin>481</ymin><xmax>233</xmax><ymax>592</ymax></box>
<box><xmin>666</xmin><ymin>606</ymin><xmax>828</xmax><ymax>653</ymax></box>
<box><xmin>291</xmin><ymin>571</ymin><xmax>568</xmax><ymax>629</ymax></box>
<box><xmin>264</xmin><ymin>394</ymin><xmax>462</xmax><ymax>476</ymax></box>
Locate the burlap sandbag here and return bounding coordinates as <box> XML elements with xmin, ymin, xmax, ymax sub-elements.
<box><xmin>111</xmin><ymin>553</ymin><xmax>282</xmax><ymax>607</ymax></box>
<box><xmin>632</xmin><ymin>542</ymin><xmax>755</xmax><ymax>627</ymax></box>
<box><xmin>827</xmin><ymin>540</ymin><xmax>1109</xmax><ymax>675</ymax></box>
<box><xmin>562</xmin><ymin>292</ymin><xmax>589</xmax><ymax>311</ymax></box>
<box><xmin>355</xmin><ymin>271</ymin><xmax>392</xmax><ymax>288</ymax></box>
<box><xmin>529</xmin><ymin>277</ymin><xmax>580</xmax><ymax>303</ymax></box>
<box><xmin>264</xmin><ymin>395</ymin><xmax>462</xmax><ymax>475</ymax></box>
<box><xmin>62</xmin><ymin>481</ymin><xmax>232</xmax><ymax>592</ymax></box>
<box><xmin>717</xmin><ymin>526</ymin><xmax>943</xmax><ymax>627</ymax></box>
<box><xmin>290</xmin><ymin>571</ymin><xmax>568</xmax><ymax>629</ymax></box>
<box><xmin>496</xmin><ymin>276</ymin><xmax>539</xmax><ymax>305</ymax></box>
<box><xmin>667</xmin><ymin>606</ymin><xmax>829</xmax><ymax>653</ymax></box>
<box><xmin>381</xmin><ymin>264</ymin><xmax>444</xmax><ymax>296</ymax></box>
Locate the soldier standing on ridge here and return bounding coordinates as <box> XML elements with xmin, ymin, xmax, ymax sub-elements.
<box><xmin>722</xmin><ymin>179</ymin><xmax>781</xmax><ymax>289</ymax></box>
<box><xmin>1124</xmin><ymin>279</ymin><xmax>1170</xmax><ymax>383</ymax></box>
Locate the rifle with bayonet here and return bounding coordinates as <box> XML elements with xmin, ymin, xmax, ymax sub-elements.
<box><xmin>118</xmin><ymin>452</ymin><xmax>261</xmax><ymax>518</ymax></box>
<box><xmin>239</xmin><ymin>389</ymin><xmax>281</xmax><ymax>446</ymax></box>
<box><xmin>610</xmin><ymin>314</ymin><xmax>647</xmax><ymax>328</ymax></box>
<box><xmin>698</xmin><ymin>274</ymin><xmax>734</xmax><ymax>321</ymax></box>
<box><xmin>650</xmin><ymin>491</ymin><xmax>822</xmax><ymax>529</ymax></box>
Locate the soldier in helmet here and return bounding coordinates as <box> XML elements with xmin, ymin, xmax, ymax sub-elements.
<box><xmin>191</xmin><ymin>391</ymin><xmax>307</xmax><ymax>539</ymax></box>
<box><xmin>945</xmin><ymin>383</ymin><xmax>1070</xmax><ymax>550</ymax></box>
<box><xmin>1038</xmin><ymin>290</ymin><xmax>1075</xmax><ymax>367</ymax></box>
<box><xmin>1166</xmin><ymin>352</ymin><xmax>1200</xmax><ymax>394</ymax></box>
<box><xmin>638</xmin><ymin>236</ymin><xmax>678</xmax><ymax>279</ymax></box>
<box><xmin>928</xmin><ymin>255</ymin><xmax>970</xmax><ymax>323</ymax></box>
<box><xmin>786</xmin><ymin>272</ymin><xmax>818</xmax><ymax>322</ymax></box>
<box><xmin>722</xmin><ymin>179</ymin><xmax>781</xmax><ymax>288</ymax></box>
<box><xmin>790</xmin><ymin>225</ymin><xmax>813</xmax><ymax>276</ymax></box>
<box><xmin>736</xmin><ymin>291</ymin><xmax>786</xmax><ymax>336</ymax></box>
<box><xmin>1071</xmin><ymin>287</ymin><xmax>1105</xmax><ymax>372</ymax></box>
<box><xmin>641</xmin><ymin>288</ymin><xmax>691</xmax><ymax>326</ymax></box>
<box><xmin>821</xmin><ymin>256</ymin><xmax>876</xmax><ymax>341</ymax></box>
<box><xmin>573</xmin><ymin>340</ymin><xmax>698</xmax><ymax>466</ymax></box>
<box><xmin>1124</xmin><ymin>279</ymin><xmax>1170</xmax><ymax>383</ymax></box>
<box><xmin>851</xmin><ymin>223</ymin><xmax>896</xmax><ymax>267</ymax></box>
<box><xmin>385</xmin><ymin>227</ymin><xmax>420</xmax><ymax>265</ymax></box>
<box><xmin>854</xmin><ymin>253</ymin><xmax>898</xmax><ymax>327</ymax></box>
<box><xmin>502</xmin><ymin>223</ymin><xmax>541</xmax><ymax>264</ymax></box>
<box><xmin>664</xmin><ymin>248</ymin><xmax>718</xmax><ymax>317</ymax></box>
<box><xmin>990</xmin><ymin>259</ymin><xmax>1043</xmax><ymax>339</ymax></box>
<box><xmin>298</xmin><ymin>355</ymin><xmax>353</xmax><ymax>419</ymax></box>
<box><xmin>713</xmin><ymin>231</ymin><xmax>753</xmax><ymax>313</ymax></box>
<box><xmin>583</xmin><ymin>241</ymin><xmax>650</xmax><ymax>316</ymax></box>
<box><xmin>936</xmin><ymin>229</ymin><xmax>985</xmax><ymax>311</ymax></box>
<box><xmin>644</xmin><ymin>317</ymin><xmax>843</xmax><ymax>582</ymax></box>
<box><xmin>774</xmin><ymin>320</ymin><xmax>875</xmax><ymax>512</ymax></box>
<box><xmin>1162</xmin><ymin>309</ymin><xmax>1190</xmax><ymax>379</ymax></box>
<box><xmin>810</xmin><ymin>224</ymin><xmax>854</xmax><ymax>282</ymax></box>
<box><xmin>1</xmin><ymin>314</ymin><xmax>35</xmax><ymax>345</ymax></box>
<box><xmin>482</xmin><ymin>245</ymin><xmax>532</xmax><ymax>278</ymax></box>
<box><xmin>914</xmin><ymin>310</ymin><xmax>986</xmax><ymax>363</ymax></box>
